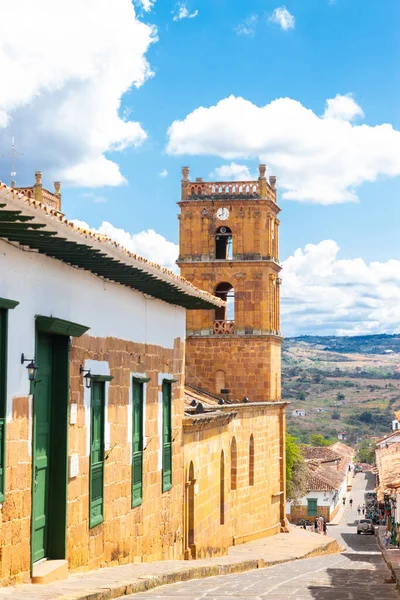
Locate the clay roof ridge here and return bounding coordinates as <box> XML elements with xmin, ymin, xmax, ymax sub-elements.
<box><xmin>0</xmin><ymin>182</ymin><xmax>224</xmax><ymax>307</ymax></box>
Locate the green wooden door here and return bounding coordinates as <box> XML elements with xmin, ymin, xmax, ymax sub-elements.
<box><xmin>32</xmin><ymin>333</ymin><xmax>53</xmax><ymax>563</ymax></box>
<box><xmin>307</xmin><ymin>498</ymin><xmax>318</xmax><ymax>517</ymax></box>
<box><xmin>90</xmin><ymin>381</ymin><xmax>105</xmax><ymax>528</ymax></box>
<box><xmin>132</xmin><ymin>382</ymin><xmax>143</xmax><ymax>507</ymax></box>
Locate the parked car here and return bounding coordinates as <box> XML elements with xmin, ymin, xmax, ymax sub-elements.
<box><xmin>357</xmin><ymin>519</ymin><xmax>375</xmax><ymax>535</ymax></box>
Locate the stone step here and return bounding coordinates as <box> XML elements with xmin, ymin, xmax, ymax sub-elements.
<box><xmin>32</xmin><ymin>560</ymin><xmax>68</xmax><ymax>585</ymax></box>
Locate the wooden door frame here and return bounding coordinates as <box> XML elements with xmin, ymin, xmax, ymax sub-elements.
<box><xmin>30</xmin><ymin>331</ymin><xmax>70</xmax><ymax>572</ymax></box>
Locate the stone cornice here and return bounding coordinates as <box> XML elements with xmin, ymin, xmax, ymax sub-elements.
<box><xmin>183</xmin><ymin>411</ymin><xmax>237</xmax><ymax>432</ymax></box>
<box><xmin>187</xmin><ymin>333</ymin><xmax>284</xmax><ymax>341</ymax></box>
<box><xmin>177</xmin><ymin>258</ymin><xmax>281</xmax><ymax>268</ymax></box>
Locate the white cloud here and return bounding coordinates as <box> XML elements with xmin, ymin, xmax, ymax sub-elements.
<box><xmin>167</xmin><ymin>94</ymin><xmax>400</xmax><ymax>204</ymax></box>
<box><xmin>134</xmin><ymin>0</ymin><xmax>156</xmax><ymax>11</ymax></box>
<box><xmin>159</xmin><ymin>169</ymin><xmax>169</xmax><ymax>177</ymax></box>
<box><xmin>209</xmin><ymin>163</ymin><xmax>255</xmax><ymax>181</ymax></box>
<box><xmin>70</xmin><ymin>220</ymin><xmax>179</xmax><ymax>272</ymax></box>
<box><xmin>173</xmin><ymin>3</ymin><xmax>198</xmax><ymax>21</ymax></box>
<box><xmin>281</xmin><ymin>240</ymin><xmax>400</xmax><ymax>336</ymax></box>
<box><xmin>323</xmin><ymin>93</ymin><xmax>364</xmax><ymax>121</ymax></box>
<box><xmin>82</xmin><ymin>192</ymin><xmax>107</xmax><ymax>204</ymax></box>
<box><xmin>269</xmin><ymin>6</ymin><xmax>295</xmax><ymax>30</ymax></box>
<box><xmin>235</xmin><ymin>15</ymin><xmax>258</xmax><ymax>37</ymax></box>
<box><xmin>0</xmin><ymin>0</ymin><xmax>156</xmax><ymax>188</ymax></box>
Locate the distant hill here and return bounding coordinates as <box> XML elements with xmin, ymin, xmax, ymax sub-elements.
<box><xmin>282</xmin><ymin>334</ymin><xmax>400</xmax><ymax>446</ymax></box>
<box><xmin>284</xmin><ymin>334</ymin><xmax>400</xmax><ymax>355</ymax></box>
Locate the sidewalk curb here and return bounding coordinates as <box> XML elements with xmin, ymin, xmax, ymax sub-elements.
<box><xmin>376</xmin><ymin>528</ymin><xmax>400</xmax><ymax>588</ymax></box>
<box><xmin>60</xmin><ymin>540</ymin><xmax>341</xmax><ymax>600</ymax></box>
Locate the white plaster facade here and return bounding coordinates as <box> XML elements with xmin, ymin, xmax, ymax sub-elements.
<box><xmin>0</xmin><ymin>239</ymin><xmax>186</xmax><ymax>421</ymax></box>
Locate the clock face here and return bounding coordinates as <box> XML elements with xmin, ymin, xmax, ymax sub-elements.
<box><xmin>217</xmin><ymin>207</ymin><xmax>229</xmax><ymax>220</ymax></box>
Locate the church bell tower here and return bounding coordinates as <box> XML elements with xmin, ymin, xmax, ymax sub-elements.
<box><xmin>178</xmin><ymin>165</ymin><xmax>282</xmax><ymax>402</ymax></box>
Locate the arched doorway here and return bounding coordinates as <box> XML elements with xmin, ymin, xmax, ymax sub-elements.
<box><xmin>220</xmin><ymin>450</ymin><xmax>225</xmax><ymax>525</ymax></box>
<box><xmin>188</xmin><ymin>461</ymin><xmax>195</xmax><ymax>550</ymax></box>
<box><xmin>184</xmin><ymin>461</ymin><xmax>196</xmax><ymax>560</ymax></box>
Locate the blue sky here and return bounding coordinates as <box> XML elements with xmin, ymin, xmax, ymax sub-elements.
<box><xmin>0</xmin><ymin>0</ymin><xmax>399</xmax><ymax>335</ymax></box>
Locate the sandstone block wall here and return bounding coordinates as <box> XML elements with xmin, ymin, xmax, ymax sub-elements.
<box><xmin>0</xmin><ymin>334</ymin><xmax>185</xmax><ymax>587</ymax></box>
<box><xmin>183</xmin><ymin>404</ymin><xmax>284</xmax><ymax>559</ymax></box>
<box><xmin>185</xmin><ymin>336</ymin><xmax>281</xmax><ymax>402</ymax></box>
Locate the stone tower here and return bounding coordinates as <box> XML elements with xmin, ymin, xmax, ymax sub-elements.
<box><xmin>178</xmin><ymin>165</ymin><xmax>282</xmax><ymax>402</ymax></box>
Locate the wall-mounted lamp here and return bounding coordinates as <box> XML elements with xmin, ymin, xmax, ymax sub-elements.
<box><xmin>21</xmin><ymin>354</ymin><xmax>38</xmax><ymax>382</ymax></box>
<box><xmin>80</xmin><ymin>365</ymin><xmax>93</xmax><ymax>389</ymax></box>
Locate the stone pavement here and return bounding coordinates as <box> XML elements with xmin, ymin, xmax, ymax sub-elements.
<box><xmin>377</xmin><ymin>523</ymin><xmax>400</xmax><ymax>587</ymax></box>
<box><xmin>0</xmin><ymin>527</ymin><xmax>340</xmax><ymax>600</ymax></box>
<box><xmin>120</xmin><ymin>473</ymin><xmax>398</xmax><ymax>599</ymax></box>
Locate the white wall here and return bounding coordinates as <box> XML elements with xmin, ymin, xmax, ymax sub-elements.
<box><xmin>377</xmin><ymin>434</ymin><xmax>400</xmax><ymax>448</ymax></box>
<box><xmin>0</xmin><ymin>240</ymin><xmax>186</xmax><ymax>420</ymax></box>
<box><xmin>292</xmin><ymin>490</ymin><xmax>335</xmax><ymax>508</ymax></box>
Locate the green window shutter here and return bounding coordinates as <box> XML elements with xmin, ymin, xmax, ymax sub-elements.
<box><xmin>132</xmin><ymin>381</ymin><xmax>143</xmax><ymax>508</ymax></box>
<box><xmin>307</xmin><ymin>499</ymin><xmax>318</xmax><ymax>517</ymax></box>
<box><xmin>162</xmin><ymin>381</ymin><xmax>172</xmax><ymax>493</ymax></box>
<box><xmin>0</xmin><ymin>309</ymin><xmax>7</xmax><ymax>502</ymax></box>
<box><xmin>90</xmin><ymin>381</ymin><xmax>105</xmax><ymax>528</ymax></box>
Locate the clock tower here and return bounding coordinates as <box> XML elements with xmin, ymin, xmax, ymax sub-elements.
<box><xmin>178</xmin><ymin>164</ymin><xmax>282</xmax><ymax>402</ymax></box>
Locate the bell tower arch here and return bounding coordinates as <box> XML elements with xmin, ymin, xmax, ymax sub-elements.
<box><xmin>178</xmin><ymin>165</ymin><xmax>282</xmax><ymax>402</ymax></box>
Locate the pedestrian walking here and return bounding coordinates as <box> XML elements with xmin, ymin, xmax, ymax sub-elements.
<box><xmin>349</xmin><ymin>498</ymin><xmax>353</xmax><ymax>508</ymax></box>
<box><xmin>362</xmin><ymin>504</ymin><xmax>365</xmax><ymax>515</ymax></box>
<box><xmin>357</xmin><ymin>506</ymin><xmax>361</xmax><ymax>515</ymax></box>
<box><xmin>323</xmin><ymin>520</ymin><xmax>327</xmax><ymax>536</ymax></box>
<box><xmin>384</xmin><ymin>530</ymin><xmax>392</xmax><ymax>550</ymax></box>
<box><xmin>343</xmin><ymin>497</ymin><xmax>346</xmax><ymax>506</ymax></box>
<box><xmin>314</xmin><ymin>520</ymin><xmax>318</xmax><ymax>534</ymax></box>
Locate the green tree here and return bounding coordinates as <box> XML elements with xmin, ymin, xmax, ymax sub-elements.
<box><xmin>359</xmin><ymin>411</ymin><xmax>373</xmax><ymax>424</ymax></box>
<box><xmin>286</xmin><ymin>433</ymin><xmax>308</xmax><ymax>502</ymax></box>
<box><xmin>331</xmin><ymin>410</ymin><xmax>341</xmax><ymax>420</ymax></box>
<box><xmin>310</xmin><ymin>433</ymin><xmax>332</xmax><ymax>447</ymax></box>
<box><xmin>336</xmin><ymin>392</ymin><xmax>345</xmax><ymax>401</ymax></box>
<box><xmin>358</xmin><ymin>439</ymin><xmax>375</xmax><ymax>465</ymax></box>
<box><xmin>297</xmin><ymin>391</ymin><xmax>306</xmax><ymax>401</ymax></box>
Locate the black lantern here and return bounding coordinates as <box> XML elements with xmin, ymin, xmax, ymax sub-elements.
<box><xmin>80</xmin><ymin>365</ymin><xmax>93</xmax><ymax>389</ymax></box>
<box><xmin>21</xmin><ymin>354</ymin><xmax>38</xmax><ymax>382</ymax></box>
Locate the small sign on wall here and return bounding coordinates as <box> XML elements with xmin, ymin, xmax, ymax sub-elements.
<box><xmin>70</xmin><ymin>403</ymin><xmax>78</xmax><ymax>425</ymax></box>
<box><xmin>69</xmin><ymin>453</ymin><xmax>79</xmax><ymax>478</ymax></box>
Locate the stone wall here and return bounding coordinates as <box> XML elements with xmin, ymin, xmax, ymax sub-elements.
<box><xmin>289</xmin><ymin>505</ymin><xmax>331</xmax><ymax>524</ymax></box>
<box><xmin>0</xmin><ymin>334</ymin><xmax>185</xmax><ymax>586</ymax></box>
<box><xmin>183</xmin><ymin>404</ymin><xmax>284</xmax><ymax>559</ymax></box>
<box><xmin>185</xmin><ymin>336</ymin><xmax>281</xmax><ymax>402</ymax></box>
<box><xmin>0</xmin><ymin>396</ymin><xmax>32</xmax><ymax>585</ymax></box>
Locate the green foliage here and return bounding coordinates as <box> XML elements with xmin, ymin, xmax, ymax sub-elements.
<box><xmin>331</xmin><ymin>410</ymin><xmax>341</xmax><ymax>420</ymax></box>
<box><xmin>297</xmin><ymin>391</ymin><xmax>306</xmax><ymax>401</ymax></box>
<box><xmin>336</xmin><ymin>392</ymin><xmax>345</xmax><ymax>401</ymax></box>
<box><xmin>358</xmin><ymin>439</ymin><xmax>375</xmax><ymax>465</ymax></box>
<box><xmin>310</xmin><ymin>433</ymin><xmax>333</xmax><ymax>446</ymax></box>
<box><xmin>286</xmin><ymin>433</ymin><xmax>308</xmax><ymax>502</ymax></box>
<box><xmin>359</xmin><ymin>411</ymin><xmax>373</xmax><ymax>423</ymax></box>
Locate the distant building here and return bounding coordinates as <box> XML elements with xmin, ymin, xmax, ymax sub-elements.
<box><xmin>292</xmin><ymin>409</ymin><xmax>306</xmax><ymax>417</ymax></box>
<box><xmin>287</xmin><ymin>442</ymin><xmax>355</xmax><ymax>523</ymax></box>
<box><xmin>338</xmin><ymin>432</ymin><xmax>346</xmax><ymax>440</ymax></box>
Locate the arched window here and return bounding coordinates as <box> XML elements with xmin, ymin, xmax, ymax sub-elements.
<box><xmin>215</xmin><ymin>282</ymin><xmax>234</xmax><ymax>322</ymax></box>
<box><xmin>215</xmin><ymin>370</ymin><xmax>226</xmax><ymax>394</ymax></box>
<box><xmin>220</xmin><ymin>450</ymin><xmax>225</xmax><ymax>524</ymax></box>
<box><xmin>215</xmin><ymin>226</ymin><xmax>232</xmax><ymax>260</ymax></box>
<box><xmin>231</xmin><ymin>437</ymin><xmax>237</xmax><ymax>491</ymax></box>
<box><xmin>249</xmin><ymin>435</ymin><xmax>254</xmax><ymax>487</ymax></box>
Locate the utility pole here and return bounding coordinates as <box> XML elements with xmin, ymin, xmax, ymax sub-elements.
<box><xmin>1</xmin><ymin>136</ymin><xmax>23</xmax><ymax>187</ymax></box>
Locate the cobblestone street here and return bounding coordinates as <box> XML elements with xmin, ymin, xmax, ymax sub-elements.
<box><xmin>123</xmin><ymin>473</ymin><xmax>399</xmax><ymax>599</ymax></box>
